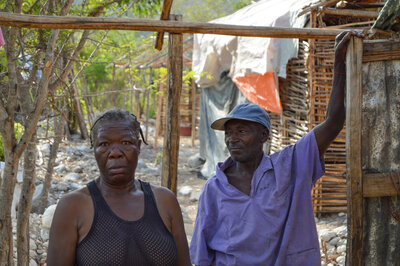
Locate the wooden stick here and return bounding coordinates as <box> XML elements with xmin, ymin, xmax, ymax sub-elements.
<box><xmin>191</xmin><ymin>79</ymin><xmax>196</xmax><ymax>147</ymax></box>
<box><xmin>321</xmin><ymin>7</ymin><xmax>379</xmax><ymax>18</ymax></box>
<box><xmin>155</xmin><ymin>0</ymin><xmax>173</xmax><ymax>50</ymax></box>
<box><xmin>161</xmin><ymin>14</ymin><xmax>183</xmax><ymax>195</ymax></box>
<box><xmin>297</xmin><ymin>0</ymin><xmax>341</xmax><ymax>17</ymax></box>
<box><xmin>153</xmin><ymin>83</ymin><xmax>163</xmax><ymax>150</ymax></box>
<box><xmin>345</xmin><ymin>36</ymin><xmax>363</xmax><ymax>266</ymax></box>
<box><xmin>0</xmin><ymin>12</ymin><xmax>343</xmax><ymax>39</ymax></box>
<box><xmin>323</xmin><ymin>20</ymin><xmax>375</xmax><ymax>29</ymax></box>
<box><xmin>145</xmin><ymin>68</ymin><xmax>151</xmax><ymax>142</ymax></box>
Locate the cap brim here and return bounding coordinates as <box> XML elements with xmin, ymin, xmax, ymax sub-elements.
<box><xmin>210</xmin><ymin>118</ymin><xmax>231</xmax><ymax>131</ymax></box>
<box><xmin>211</xmin><ymin>117</ymin><xmax>269</xmax><ymax>131</ymax></box>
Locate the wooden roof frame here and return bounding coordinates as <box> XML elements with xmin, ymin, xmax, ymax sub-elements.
<box><xmin>0</xmin><ymin>12</ymin><xmax>343</xmax><ymax>39</ymax></box>
<box><xmin>3</xmin><ymin>9</ymin><xmax>399</xmax><ymax>266</ymax></box>
<box><xmin>155</xmin><ymin>0</ymin><xmax>173</xmax><ymax>50</ymax></box>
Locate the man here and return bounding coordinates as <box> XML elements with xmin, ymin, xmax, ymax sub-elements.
<box><xmin>190</xmin><ymin>31</ymin><xmax>363</xmax><ymax>265</ymax></box>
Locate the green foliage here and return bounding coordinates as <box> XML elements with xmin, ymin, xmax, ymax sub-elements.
<box><xmin>0</xmin><ymin>122</ymin><xmax>24</xmax><ymax>161</ymax></box>
<box><xmin>171</xmin><ymin>0</ymin><xmax>258</xmax><ymax>22</ymax></box>
<box><xmin>14</xmin><ymin>123</ymin><xmax>24</xmax><ymax>142</ymax></box>
<box><xmin>0</xmin><ymin>50</ymin><xmax>7</xmax><ymax>75</ymax></box>
<box><xmin>183</xmin><ymin>70</ymin><xmax>195</xmax><ymax>85</ymax></box>
<box><xmin>84</xmin><ymin>64</ymin><xmax>109</xmax><ymax>88</ymax></box>
<box><xmin>234</xmin><ymin>0</ymin><xmax>255</xmax><ymax>10</ymax></box>
<box><xmin>154</xmin><ymin>152</ymin><xmax>163</xmax><ymax>166</ymax></box>
<box><xmin>67</xmin><ymin>0</ymin><xmax>161</xmax><ymax>18</ymax></box>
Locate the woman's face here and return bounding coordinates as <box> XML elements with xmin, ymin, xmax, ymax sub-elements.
<box><xmin>93</xmin><ymin>120</ymin><xmax>142</xmax><ymax>185</ymax></box>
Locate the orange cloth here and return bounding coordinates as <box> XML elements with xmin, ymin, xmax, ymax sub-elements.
<box><xmin>233</xmin><ymin>72</ymin><xmax>282</xmax><ymax>114</ymax></box>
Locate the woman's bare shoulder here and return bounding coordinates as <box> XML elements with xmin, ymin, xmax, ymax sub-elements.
<box><xmin>149</xmin><ymin>183</ymin><xmax>177</xmax><ymax>201</ymax></box>
<box><xmin>55</xmin><ymin>186</ymin><xmax>91</xmax><ymax>214</ymax></box>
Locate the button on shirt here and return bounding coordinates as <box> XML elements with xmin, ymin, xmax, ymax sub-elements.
<box><xmin>190</xmin><ymin>130</ymin><xmax>325</xmax><ymax>266</ymax></box>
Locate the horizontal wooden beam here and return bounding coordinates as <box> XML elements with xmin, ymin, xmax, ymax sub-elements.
<box><xmin>363</xmin><ymin>40</ymin><xmax>400</xmax><ymax>62</ymax></box>
<box><xmin>322</xmin><ymin>7</ymin><xmax>379</xmax><ymax>18</ymax></box>
<box><xmin>363</xmin><ymin>172</ymin><xmax>400</xmax><ymax>197</ymax></box>
<box><xmin>0</xmin><ymin>12</ymin><xmax>344</xmax><ymax>39</ymax></box>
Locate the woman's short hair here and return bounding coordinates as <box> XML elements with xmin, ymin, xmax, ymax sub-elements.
<box><xmin>90</xmin><ymin>108</ymin><xmax>147</xmax><ymax>147</ymax></box>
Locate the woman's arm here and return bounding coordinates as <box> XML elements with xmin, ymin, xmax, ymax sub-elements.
<box><xmin>47</xmin><ymin>191</ymin><xmax>86</xmax><ymax>265</ymax></box>
<box><xmin>154</xmin><ymin>187</ymin><xmax>191</xmax><ymax>266</ymax></box>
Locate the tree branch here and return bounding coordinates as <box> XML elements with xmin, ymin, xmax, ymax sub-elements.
<box><xmin>15</xmin><ymin>0</ymin><xmax>75</xmax><ymax>159</ymax></box>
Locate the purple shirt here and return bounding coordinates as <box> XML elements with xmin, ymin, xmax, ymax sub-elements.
<box><xmin>190</xmin><ymin>130</ymin><xmax>324</xmax><ymax>266</ymax></box>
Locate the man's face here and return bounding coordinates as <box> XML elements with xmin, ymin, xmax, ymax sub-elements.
<box><xmin>94</xmin><ymin>120</ymin><xmax>142</xmax><ymax>185</ymax></box>
<box><xmin>224</xmin><ymin>119</ymin><xmax>268</xmax><ymax>163</ymax></box>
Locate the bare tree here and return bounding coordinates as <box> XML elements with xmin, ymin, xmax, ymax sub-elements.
<box><xmin>0</xmin><ymin>1</ymin><xmax>162</xmax><ymax>263</ymax></box>
<box><xmin>0</xmin><ymin>1</ymin><xmax>75</xmax><ymax>262</ymax></box>
<box><xmin>32</xmin><ymin>107</ymin><xmax>65</xmax><ymax>214</ymax></box>
<box><xmin>0</xmin><ymin>0</ymin><xmax>111</xmax><ymax>263</ymax></box>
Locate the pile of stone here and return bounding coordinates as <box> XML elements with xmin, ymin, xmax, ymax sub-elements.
<box><xmin>316</xmin><ymin>213</ymin><xmax>348</xmax><ymax>266</ymax></box>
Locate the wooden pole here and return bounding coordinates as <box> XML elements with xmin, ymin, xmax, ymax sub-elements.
<box><xmin>154</xmin><ymin>83</ymin><xmax>163</xmax><ymax>150</ymax></box>
<box><xmin>134</xmin><ymin>69</ymin><xmax>141</xmax><ymax>119</ymax></box>
<box><xmin>112</xmin><ymin>63</ymin><xmax>116</xmax><ymax>107</ymax></box>
<box><xmin>155</xmin><ymin>0</ymin><xmax>173</xmax><ymax>50</ymax></box>
<box><xmin>191</xmin><ymin>79</ymin><xmax>196</xmax><ymax>147</ymax></box>
<box><xmin>322</xmin><ymin>7</ymin><xmax>379</xmax><ymax>18</ymax></box>
<box><xmin>297</xmin><ymin>0</ymin><xmax>341</xmax><ymax>17</ymax></box>
<box><xmin>0</xmin><ymin>12</ymin><xmax>343</xmax><ymax>40</ymax></box>
<box><xmin>345</xmin><ymin>36</ymin><xmax>363</xmax><ymax>266</ymax></box>
<box><xmin>161</xmin><ymin>14</ymin><xmax>183</xmax><ymax>195</ymax></box>
<box><xmin>145</xmin><ymin>68</ymin><xmax>152</xmax><ymax>141</ymax></box>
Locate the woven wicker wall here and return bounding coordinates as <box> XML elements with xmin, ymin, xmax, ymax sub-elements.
<box><xmin>268</xmin><ymin>0</ymin><xmax>384</xmax><ymax>214</ymax></box>
<box><xmin>307</xmin><ymin>1</ymin><xmax>382</xmax><ymax>214</ymax></box>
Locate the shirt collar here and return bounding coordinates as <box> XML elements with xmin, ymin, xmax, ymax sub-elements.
<box><xmin>215</xmin><ymin>154</ymin><xmax>273</xmax><ymax>187</ymax></box>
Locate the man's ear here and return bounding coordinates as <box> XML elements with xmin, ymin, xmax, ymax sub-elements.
<box><xmin>261</xmin><ymin>128</ymin><xmax>269</xmax><ymax>143</ymax></box>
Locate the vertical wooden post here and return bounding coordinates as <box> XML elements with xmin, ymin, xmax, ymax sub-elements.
<box><xmin>161</xmin><ymin>14</ymin><xmax>183</xmax><ymax>194</ymax></box>
<box><xmin>135</xmin><ymin>68</ymin><xmax>141</xmax><ymax>119</ymax></box>
<box><xmin>345</xmin><ymin>36</ymin><xmax>363</xmax><ymax>266</ymax></box>
<box><xmin>191</xmin><ymin>79</ymin><xmax>196</xmax><ymax>147</ymax></box>
<box><xmin>154</xmin><ymin>83</ymin><xmax>163</xmax><ymax>150</ymax></box>
<box><xmin>145</xmin><ymin>68</ymin><xmax>152</xmax><ymax>141</ymax></box>
<box><xmin>112</xmin><ymin>63</ymin><xmax>116</xmax><ymax>107</ymax></box>
<box><xmin>129</xmin><ymin>53</ymin><xmax>133</xmax><ymax>112</ymax></box>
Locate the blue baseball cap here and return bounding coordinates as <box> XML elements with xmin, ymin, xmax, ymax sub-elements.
<box><xmin>210</xmin><ymin>103</ymin><xmax>271</xmax><ymax>131</ymax></box>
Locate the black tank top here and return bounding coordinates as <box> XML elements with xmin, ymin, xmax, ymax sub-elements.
<box><xmin>75</xmin><ymin>180</ymin><xmax>178</xmax><ymax>266</ymax></box>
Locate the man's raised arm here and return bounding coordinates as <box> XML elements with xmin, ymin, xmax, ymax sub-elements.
<box><xmin>314</xmin><ymin>30</ymin><xmax>364</xmax><ymax>157</ymax></box>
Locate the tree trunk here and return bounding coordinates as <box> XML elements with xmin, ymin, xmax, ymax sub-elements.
<box><xmin>134</xmin><ymin>69</ymin><xmax>141</xmax><ymax>119</ymax></box>
<box><xmin>70</xmin><ymin>72</ymin><xmax>89</xmax><ymax>139</ymax></box>
<box><xmin>33</xmin><ymin>115</ymin><xmax>64</xmax><ymax>214</ymax></box>
<box><xmin>0</xmin><ymin>153</ymin><xmax>19</xmax><ymax>265</ymax></box>
<box><xmin>81</xmin><ymin>74</ymin><xmax>93</xmax><ymax>126</ymax></box>
<box><xmin>16</xmin><ymin>132</ymin><xmax>37</xmax><ymax>265</ymax></box>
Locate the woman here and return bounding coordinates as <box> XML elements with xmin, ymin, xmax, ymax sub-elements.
<box><xmin>47</xmin><ymin>108</ymin><xmax>191</xmax><ymax>266</ymax></box>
